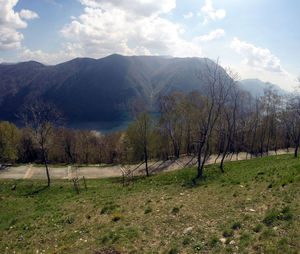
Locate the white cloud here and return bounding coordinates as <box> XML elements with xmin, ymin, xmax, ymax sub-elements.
<box><xmin>19</xmin><ymin>10</ymin><xmax>39</xmax><ymax>20</ymax></box>
<box><xmin>183</xmin><ymin>12</ymin><xmax>193</xmax><ymax>19</ymax></box>
<box><xmin>78</xmin><ymin>0</ymin><xmax>175</xmax><ymax>17</ymax></box>
<box><xmin>0</xmin><ymin>58</ymin><xmax>4</xmax><ymax>63</ymax></box>
<box><xmin>18</xmin><ymin>44</ymin><xmax>80</xmax><ymax>64</ymax></box>
<box><xmin>60</xmin><ymin>0</ymin><xmax>203</xmax><ymax>59</ymax></box>
<box><xmin>200</xmin><ymin>0</ymin><xmax>226</xmax><ymax>24</ymax></box>
<box><xmin>194</xmin><ymin>29</ymin><xmax>225</xmax><ymax>42</ymax></box>
<box><xmin>230</xmin><ymin>37</ymin><xmax>284</xmax><ymax>73</ymax></box>
<box><xmin>230</xmin><ymin>37</ymin><xmax>297</xmax><ymax>91</ymax></box>
<box><xmin>0</xmin><ymin>0</ymin><xmax>38</xmax><ymax>50</ymax></box>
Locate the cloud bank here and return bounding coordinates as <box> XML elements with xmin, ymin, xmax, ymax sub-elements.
<box><xmin>0</xmin><ymin>0</ymin><xmax>38</xmax><ymax>51</ymax></box>
<box><xmin>195</xmin><ymin>29</ymin><xmax>225</xmax><ymax>42</ymax></box>
<box><xmin>60</xmin><ymin>0</ymin><xmax>203</xmax><ymax>59</ymax></box>
<box><xmin>199</xmin><ymin>0</ymin><xmax>226</xmax><ymax>25</ymax></box>
<box><xmin>230</xmin><ymin>37</ymin><xmax>297</xmax><ymax>91</ymax></box>
<box><xmin>19</xmin><ymin>10</ymin><xmax>39</xmax><ymax>20</ymax></box>
<box><xmin>230</xmin><ymin>37</ymin><xmax>284</xmax><ymax>73</ymax></box>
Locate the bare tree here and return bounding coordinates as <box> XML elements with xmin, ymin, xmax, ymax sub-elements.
<box><xmin>159</xmin><ymin>93</ymin><xmax>186</xmax><ymax>158</ymax></box>
<box><xmin>19</xmin><ymin>100</ymin><xmax>62</xmax><ymax>187</ymax></box>
<box><xmin>219</xmin><ymin>84</ymin><xmax>240</xmax><ymax>172</ymax></box>
<box><xmin>192</xmin><ymin>60</ymin><xmax>235</xmax><ymax>181</ymax></box>
<box><xmin>283</xmin><ymin>94</ymin><xmax>300</xmax><ymax>157</ymax></box>
<box><xmin>126</xmin><ymin>111</ymin><xmax>154</xmax><ymax>176</ymax></box>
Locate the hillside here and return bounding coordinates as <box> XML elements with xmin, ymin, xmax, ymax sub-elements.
<box><xmin>0</xmin><ymin>55</ymin><xmax>214</xmax><ymax>124</ymax></box>
<box><xmin>0</xmin><ymin>154</ymin><xmax>299</xmax><ymax>253</ymax></box>
<box><xmin>239</xmin><ymin>79</ymin><xmax>287</xmax><ymax>98</ymax></box>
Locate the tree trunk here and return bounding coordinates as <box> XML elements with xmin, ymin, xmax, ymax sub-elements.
<box><xmin>144</xmin><ymin>147</ymin><xmax>149</xmax><ymax>176</ymax></box>
<box><xmin>194</xmin><ymin>144</ymin><xmax>204</xmax><ymax>181</ymax></box>
<box><xmin>294</xmin><ymin>144</ymin><xmax>298</xmax><ymax>158</ymax></box>
<box><xmin>220</xmin><ymin>137</ymin><xmax>230</xmax><ymax>173</ymax></box>
<box><xmin>220</xmin><ymin>154</ymin><xmax>225</xmax><ymax>173</ymax></box>
<box><xmin>42</xmin><ymin>150</ymin><xmax>50</xmax><ymax>187</ymax></box>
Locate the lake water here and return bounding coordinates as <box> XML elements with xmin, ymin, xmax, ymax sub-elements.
<box><xmin>1</xmin><ymin>112</ymin><xmax>160</xmax><ymax>134</ymax></box>
<box><xmin>66</xmin><ymin>119</ymin><xmax>133</xmax><ymax>133</ymax></box>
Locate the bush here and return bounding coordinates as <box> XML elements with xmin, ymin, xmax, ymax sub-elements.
<box><xmin>182</xmin><ymin>236</ymin><xmax>192</xmax><ymax>245</ymax></box>
<box><xmin>208</xmin><ymin>236</ymin><xmax>220</xmax><ymax>248</ymax></box>
<box><xmin>167</xmin><ymin>246</ymin><xmax>178</xmax><ymax>254</ymax></box>
<box><xmin>111</xmin><ymin>214</ymin><xmax>122</xmax><ymax>222</ymax></box>
<box><xmin>172</xmin><ymin>207</ymin><xmax>179</xmax><ymax>214</ymax></box>
<box><xmin>232</xmin><ymin>221</ymin><xmax>241</xmax><ymax>230</ymax></box>
<box><xmin>253</xmin><ymin>224</ymin><xmax>263</xmax><ymax>233</ymax></box>
<box><xmin>263</xmin><ymin>209</ymin><xmax>278</xmax><ymax>226</ymax></box>
<box><xmin>100</xmin><ymin>204</ymin><xmax>119</xmax><ymax>214</ymax></box>
<box><xmin>66</xmin><ymin>217</ymin><xmax>74</xmax><ymax>224</ymax></box>
<box><xmin>223</xmin><ymin>229</ymin><xmax>234</xmax><ymax>238</ymax></box>
<box><xmin>279</xmin><ymin>206</ymin><xmax>293</xmax><ymax>221</ymax></box>
<box><xmin>144</xmin><ymin>207</ymin><xmax>152</xmax><ymax>214</ymax></box>
<box><xmin>263</xmin><ymin>206</ymin><xmax>293</xmax><ymax>226</ymax></box>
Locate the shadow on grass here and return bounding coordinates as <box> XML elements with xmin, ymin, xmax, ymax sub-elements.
<box><xmin>24</xmin><ymin>185</ymin><xmax>49</xmax><ymax>196</ymax></box>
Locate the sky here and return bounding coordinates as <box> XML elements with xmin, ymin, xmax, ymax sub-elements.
<box><xmin>0</xmin><ymin>0</ymin><xmax>299</xmax><ymax>91</ymax></box>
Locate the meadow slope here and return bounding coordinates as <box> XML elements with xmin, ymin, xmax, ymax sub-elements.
<box><xmin>0</xmin><ymin>154</ymin><xmax>299</xmax><ymax>253</ymax></box>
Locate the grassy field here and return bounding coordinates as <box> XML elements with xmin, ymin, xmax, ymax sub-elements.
<box><xmin>0</xmin><ymin>154</ymin><xmax>300</xmax><ymax>254</ymax></box>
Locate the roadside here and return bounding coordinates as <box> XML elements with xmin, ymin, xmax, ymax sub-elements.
<box><xmin>0</xmin><ymin>149</ymin><xmax>294</xmax><ymax>179</ymax></box>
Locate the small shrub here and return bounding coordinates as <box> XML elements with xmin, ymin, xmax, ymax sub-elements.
<box><xmin>279</xmin><ymin>206</ymin><xmax>293</xmax><ymax>221</ymax></box>
<box><xmin>230</xmin><ymin>179</ymin><xmax>240</xmax><ymax>185</ymax></box>
<box><xmin>253</xmin><ymin>223</ymin><xmax>263</xmax><ymax>233</ymax></box>
<box><xmin>243</xmin><ymin>215</ymin><xmax>251</xmax><ymax>221</ymax></box>
<box><xmin>182</xmin><ymin>236</ymin><xmax>192</xmax><ymax>245</ymax></box>
<box><xmin>232</xmin><ymin>221</ymin><xmax>241</xmax><ymax>230</ymax></box>
<box><xmin>66</xmin><ymin>217</ymin><xmax>74</xmax><ymax>224</ymax></box>
<box><xmin>263</xmin><ymin>207</ymin><xmax>293</xmax><ymax>226</ymax></box>
<box><xmin>101</xmin><ymin>204</ymin><xmax>119</xmax><ymax>214</ymax></box>
<box><xmin>239</xmin><ymin>232</ymin><xmax>252</xmax><ymax>245</ymax></box>
<box><xmin>167</xmin><ymin>246</ymin><xmax>178</xmax><ymax>254</ymax></box>
<box><xmin>172</xmin><ymin>207</ymin><xmax>179</xmax><ymax>214</ymax></box>
<box><xmin>263</xmin><ymin>209</ymin><xmax>278</xmax><ymax>226</ymax></box>
<box><xmin>111</xmin><ymin>214</ymin><xmax>122</xmax><ymax>222</ymax></box>
<box><xmin>225</xmin><ymin>246</ymin><xmax>234</xmax><ymax>253</ymax></box>
<box><xmin>277</xmin><ymin>238</ymin><xmax>289</xmax><ymax>251</ymax></box>
<box><xmin>223</xmin><ymin>229</ymin><xmax>234</xmax><ymax>238</ymax></box>
<box><xmin>208</xmin><ymin>236</ymin><xmax>220</xmax><ymax>248</ymax></box>
<box><xmin>101</xmin><ymin>234</ymin><xmax>109</xmax><ymax>244</ymax></box>
<box><xmin>144</xmin><ymin>207</ymin><xmax>152</xmax><ymax>214</ymax></box>
<box><xmin>100</xmin><ymin>207</ymin><xmax>109</xmax><ymax>214</ymax></box>
<box><xmin>194</xmin><ymin>243</ymin><xmax>205</xmax><ymax>253</ymax></box>
<box><xmin>259</xmin><ymin>229</ymin><xmax>277</xmax><ymax>240</ymax></box>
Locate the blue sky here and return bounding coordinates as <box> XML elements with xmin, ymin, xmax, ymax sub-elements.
<box><xmin>0</xmin><ymin>0</ymin><xmax>299</xmax><ymax>90</ymax></box>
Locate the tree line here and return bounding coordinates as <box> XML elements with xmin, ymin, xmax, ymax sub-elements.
<box><xmin>0</xmin><ymin>61</ymin><xmax>299</xmax><ymax>184</ymax></box>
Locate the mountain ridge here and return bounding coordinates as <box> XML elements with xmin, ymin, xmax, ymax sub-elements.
<box><xmin>0</xmin><ymin>54</ymin><xmax>287</xmax><ymax>129</ymax></box>
<box><xmin>0</xmin><ymin>55</ymin><xmax>214</xmax><ymax>122</ymax></box>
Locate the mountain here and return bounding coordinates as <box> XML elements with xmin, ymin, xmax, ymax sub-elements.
<box><xmin>238</xmin><ymin>79</ymin><xmax>287</xmax><ymax>98</ymax></box>
<box><xmin>0</xmin><ymin>54</ymin><xmax>217</xmax><ymax>126</ymax></box>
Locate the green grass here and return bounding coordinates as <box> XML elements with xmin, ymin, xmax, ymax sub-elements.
<box><xmin>0</xmin><ymin>154</ymin><xmax>300</xmax><ymax>253</ymax></box>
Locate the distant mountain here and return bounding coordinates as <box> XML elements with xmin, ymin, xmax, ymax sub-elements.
<box><xmin>238</xmin><ymin>79</ymin><xmax>288</xmax><ymax>98</ymax></box>
<box><xmin>0</xmin><ymin>54</ymin><xmax>219</xmax><ymax>125</ymax></box>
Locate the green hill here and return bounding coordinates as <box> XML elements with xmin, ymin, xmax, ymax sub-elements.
<box><xmin>0</xmin><ymin>55</ymin><xmax>214</xmax><ymax>124</ymax></box>
<box><xmin>0</xmin><ymin>154</ymin><xmax>299</xmax><ymax>253</ymax></box>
